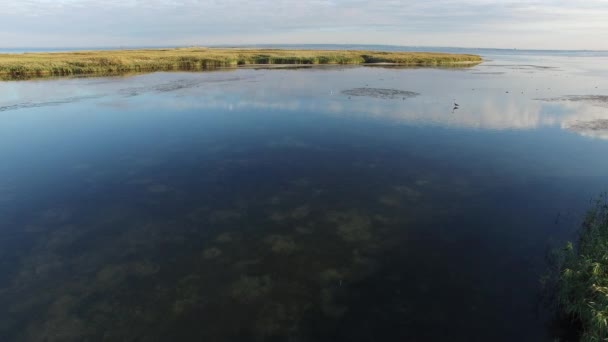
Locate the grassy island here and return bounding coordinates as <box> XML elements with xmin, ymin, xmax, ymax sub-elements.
<box><xmin>0</xmin><ymin>48</ymin><xmax>482</xmax><ymax>80</ymax></box>
<box><xmin>556</xmin><ymin>197</ymin><xmax>608</xmax><ymax>341</ymax></box>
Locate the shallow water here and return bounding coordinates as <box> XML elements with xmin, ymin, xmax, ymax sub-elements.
<box><xmin>1</xmin><ymin>52</ymin><xmax>608</xmax><ymax>341</ymax></box>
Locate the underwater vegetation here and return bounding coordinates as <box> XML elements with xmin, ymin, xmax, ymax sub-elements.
<box><xmin>0</xmin><ymin>48</ymin><xmax>482</xmax><ymax>80</ymax></box>
<box><xmin>264</xmin><ymin>235</ymin><xmax>298</xmax><ymax>254</ymax></box>
<box><xmin>230</xmin><ymin>275</ymin><xmax>274</xmax><ymax>303</ymax></box>
<box><xmin>327</xmin><ymin>211</ymin><xmax>374</xmax><ymax>242</ymax></box>
<box><xmin>553</xmin><ymin>196</ymin><xmax>608</xmax><ymax>341</ymax></box>
<box><xmin>0</xmin><ymin>114</ymin><xmax>508</xmax><ymax>341</ymax></box>
<box><xmin>202</xmin><ymin>247</ymin><xmax>223</xmax><ymax>259</ymax></box>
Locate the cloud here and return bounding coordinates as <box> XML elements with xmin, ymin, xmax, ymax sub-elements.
<box><xmin>1</xmin><ymin>0</ymin><xmax>608</xmax><ymax>49</ymax></box>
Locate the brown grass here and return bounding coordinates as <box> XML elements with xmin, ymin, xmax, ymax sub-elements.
<box><xmin>0</xmin><ymin>47</ymin><xmax>482</xmax><ymax>80</ymax></box>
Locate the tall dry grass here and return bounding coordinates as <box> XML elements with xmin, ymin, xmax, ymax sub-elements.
<box><xmin>0</xmin><ymin>48</ymin><xmax>482</xmax><ymax>79</ymax></box>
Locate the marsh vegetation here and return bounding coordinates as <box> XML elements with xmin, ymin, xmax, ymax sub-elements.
<box><xmin>0</xmin><ymin>47</ymin><xmax>482</xmax><ymax>80</ymax></box>
<box><xmin>551</xmin><ymin>197</ymin><xmax>608</xmax><ymax>341</ymax></box>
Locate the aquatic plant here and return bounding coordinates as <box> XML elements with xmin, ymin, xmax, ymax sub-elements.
<box><xmin>270</xmin><ymin>206</ymin><xmax>311</xmax><ymax>222</ymax></box>
<box><xmin>203</xmin><ymin>247</ymin><xmax>223</xmax><ymax>259</ymax></box>
<box><xmin>130</xmin><ymin>261</ymin><xmax>159</xmax><ymax>276</ymax></box>
<box><xmin>379</xmin><ymin>194</ymin><xmax>402</xmax><ymax>207</ymax></box>
<box><xmin>230</xmin><ymin>275</ymin><xmax>273</xmax><ymax>303</ymax></box>
<box><xmin>556</xmin><ymin>196</ymin><xmax>608</xmax><ymax>341</ymax></box>
<box><xmin>254</xmin><ymin>302</ymin><xmax>306</xmax><ymax>338</ymax></box>
<box><xmin>320</xmin><ymin>288</ymin><xmax>348</xmax><ymax>318</ymax></box>
<box><xmin>96</xmin><ymin>261</ymin><xmax>159</xmax><ymax>284</ymax></box>
<box><xmin>295</xmin><ymin>225</ymin><xmax>313</xmax><ymax>235</ymax></box>
<box><xmin>327</xmin><ymin>211</ymin><xmax>373</xmax><ymax>242</ymax></box>
<box><xmin>96</xmin><ymin>264</ymin><xmax>129</xmax><ymax>284</ymax></box>
<box><xmin>146</xmin><ymin>183</ymin><xmax>171</xmax><ymax>193</ymax></box>
<box><xmin>394</xmin><ymin>185</ymin><xmax>422</xmax><ymax>200</ymax></box>
<box><xmin>208</xmin><ymin>209</ymin><xmax>242</xmax><ymax>223</ymax></box>
<box><xmin>173</xmin><ymin>275</ymin><xmax>205</xmax><ymax>315</ymax></box>
<box><xmin>264</xmin><ymin>235</ymin><xmax>297</xmax><ymax>254</ymax></box>
<box><xmin>0</xmin><ymin>48</ymin><xmax>482</xmax><ymax>80</ymax></box>
<box><xmin>319</xmin><ymin>268</ymin><xmax>344</xmax><ymax>285</ymax></box>
<box><xmin>216</xmin><ymin>232</ymin><xmax>234</xmax><ymax>243</ymax></box>
<box><xmin>291</xmin><ymin>205</ymin><xmax>311</xmax><ymax>220</ymax></box>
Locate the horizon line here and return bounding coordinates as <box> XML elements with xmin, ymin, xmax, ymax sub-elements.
<box><xmin>1</xmin><ymin>43</ymin><xmax>607</xmax><ymax>53</ymax></box>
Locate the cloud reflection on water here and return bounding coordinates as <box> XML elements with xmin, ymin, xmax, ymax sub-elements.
<box><xmin>1</xmin><ymin>62</ymin><xmax>608</xmax><ymax>139</ymax></box>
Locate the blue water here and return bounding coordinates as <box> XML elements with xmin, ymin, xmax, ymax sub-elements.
<box><xmin>1</xmin><ymin>52</ymin><xmax>608</xmax><ymax>341</ymax></box>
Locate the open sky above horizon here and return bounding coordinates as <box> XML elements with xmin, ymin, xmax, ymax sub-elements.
<box><xmin>2</xmin><ymin>0</ymin><xmax>608</xmax><ymax>50</ymax></box>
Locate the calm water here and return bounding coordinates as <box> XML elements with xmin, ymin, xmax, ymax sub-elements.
<box><xmin>1</xmin><ymin>52</ymin><xmax>608</xmax><ymax>341</ymax></box>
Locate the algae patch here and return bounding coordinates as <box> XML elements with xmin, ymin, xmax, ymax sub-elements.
<box><xmin>568</xmin><ymin>119</ymin><xmax>608</xmax><ymax>131</ymax></box>
<box><xmin>566</xmin><ymin>119</ymin><xmax>608</xmax><ymax>139</ymax></box>
<box><xmin>264</xmin><ymin>235</ymin><xmax>297</xmax><ymax>254</ymax></box>
<box><xmin>202</xmin><ymin>247</ymin><xmax>223</xmax><ymax>259</ymax></box>
<box><xmin>341</xmin><ymin>88</ymin><xmax>420</xmax><ymax>100</ymax></box>
<box><xmin>230</xmin><ymin>275</ymin><xmax>273</xmax><ymax>303</ymax></box>
<box><xmin>537</xmin><ymin>95</ymin><xmax>608</xmax><ymax>107</ymax></box>
<box><xmin>327</xmin><ymin>211</ymin><xmax>373</xmax><ymax>242</ymax></box>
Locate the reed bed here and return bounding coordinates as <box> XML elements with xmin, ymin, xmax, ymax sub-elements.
<box><xmin>0</xmin><ymin>47</ymin><xmax>482</xmax><ymax>80</ymax></box>
<box><xmin>554</xmin><ymin>196</ymin><xmax>608</xmax><ymax>341</ymax></box>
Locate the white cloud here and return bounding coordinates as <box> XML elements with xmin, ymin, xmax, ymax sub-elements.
<box><xmin>1</xmin><ymin>0</ymin><xmax>608</xmax><ymax>49</ymax></box>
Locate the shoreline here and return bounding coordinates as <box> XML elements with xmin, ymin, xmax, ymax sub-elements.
<box><xmin>0</xmin><ymin>47</ymin><xmax>482</xmax><ymax>80</ymax></box>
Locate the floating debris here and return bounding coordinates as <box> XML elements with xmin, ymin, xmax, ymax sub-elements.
<box><xmin>341</xmin><ymin>88</ymin><xmax>419</xmax><ymax>100</ymax></box>
<box><xmin>565</xmin><ymin>120</ymin><xmax>608</xmax><ymax>139</ymax></box>
<box><xmin>568</xmin><ymin>119</ymin><xmax>608</xmax><ymax>131</ymax></box>
<box><xmin>537</xmin><ymin>95</ymin><xmax>608</xmax><ymax>107</ymax></box>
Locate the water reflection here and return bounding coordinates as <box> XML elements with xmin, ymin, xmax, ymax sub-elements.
<box><xmin>1</xmin><ymin>55</ymin><xmax>608</xmax><ymax>341</ymax></box>
<box><xmin>1</xmin><ymin>61</ymin><xmax>607</xmax><ymax>139</ymax></box>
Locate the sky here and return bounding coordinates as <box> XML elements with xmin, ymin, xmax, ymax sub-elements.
<box><xmin>1</xmin><ymin>0</ymin><xmax>608</xmax><ymax>50</ymax></box>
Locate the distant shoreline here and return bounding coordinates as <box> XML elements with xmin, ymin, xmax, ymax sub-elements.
<box><xmin>0</xmin><ymin>47</ymin><xmax>482</xmax><ymax>80</ymax></box>
<box><xmin>2</xmin><ymin>44</ymin><xmax>607</xmax><ymax>55</ymax></box>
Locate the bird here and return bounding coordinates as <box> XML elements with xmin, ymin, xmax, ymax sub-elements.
<box><xmin>453</xmin><ymin>99</ymin><xmax>459</xmax><ymax>107</ymax></box>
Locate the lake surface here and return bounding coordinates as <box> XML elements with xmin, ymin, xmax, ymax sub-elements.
<box><xmin>1</xmin><ymin>51</ymin><xmax>608</xmax><ymax>341</ymax></box>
